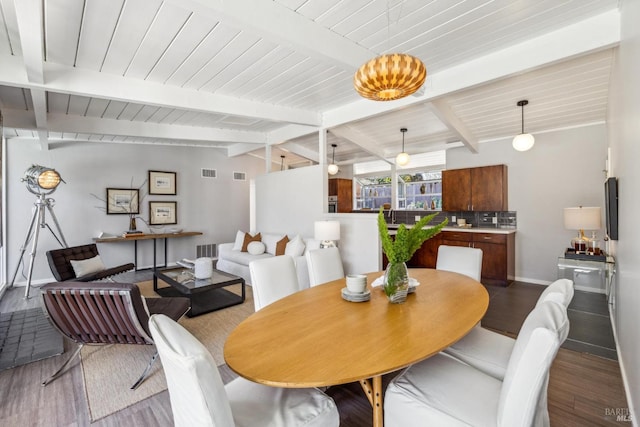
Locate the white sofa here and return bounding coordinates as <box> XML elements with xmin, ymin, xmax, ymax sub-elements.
<box><xmin>217</xmin><ymin>232</ymin><xmax>319</xmax><ymax>289</ymax></box>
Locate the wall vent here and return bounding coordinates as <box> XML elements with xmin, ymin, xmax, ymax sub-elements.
<box><xmin>233</xmin><ymin>171</ymin><xmax>246</xmax><ymax>181</ymax></box>
<box><xmin>196</xmin><ymin>243</ymin><xmax>217</xmax><ymax>258</ymax></box>
<box><xmin>201</xmin><ymin>168</ymin><xmax>217</xmax><ymax>178</ymax></box>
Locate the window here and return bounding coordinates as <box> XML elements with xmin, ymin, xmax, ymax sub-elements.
<box><xmin>352</xmin><ymin>151</ymin><xmax>445</xmax><ymax>211</ymax></box>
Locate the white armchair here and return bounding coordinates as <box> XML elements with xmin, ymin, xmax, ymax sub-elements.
<box><xmin>384</xmin><ymin>300</ymin><xmax>569</xmax><ymax>427</ymax></box>
<box><xmin>149</xmin><ymin>314</ymin><xmax>340</xmax><ymax>427</ymax></box>
<box><xmin>305</xmin><ymin>247</ymin><xmax>345</xmax><ymax>287</ymax></box>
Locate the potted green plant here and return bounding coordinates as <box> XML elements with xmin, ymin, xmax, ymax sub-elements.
<box><xmin>378</xmin><ymin>208</ymin><xmax>448</xmax><ymax>303</ymax></box>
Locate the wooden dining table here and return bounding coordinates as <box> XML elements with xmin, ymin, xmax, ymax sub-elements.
<box><xmin>223</xmin><ymin>268</ymin><xmax>489</xmax><ymax>427</ymax></box>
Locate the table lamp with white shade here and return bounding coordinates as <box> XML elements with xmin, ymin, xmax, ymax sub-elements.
<box><xmin>563</xmin><ymin>206</ymin><xmax>601</xmax><ymax>254</ymax></box>
<box><xmin>315</xmin><ymin>220</ymin><xmax>340</xmax><ymax>248</ymax></box>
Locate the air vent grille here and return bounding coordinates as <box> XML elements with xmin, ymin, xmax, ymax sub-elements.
<box><xmin>233</xmin><ymin>172</ymin><xmax>246</xmax><ymax>181</ymax></box>
<box><xmin>201</xmin><ymin>168</ymin><xmax>217</xmax><ymax>178</ymax></box>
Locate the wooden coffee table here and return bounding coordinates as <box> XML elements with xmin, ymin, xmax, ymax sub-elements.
<box><xmin>153</xmin><ymin>266</ymin><xmax>245</xmax><ymax>317</ymax></box>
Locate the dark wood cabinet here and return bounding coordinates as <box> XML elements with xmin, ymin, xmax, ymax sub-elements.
<box><xmin>442</xmin><ymin>165</ymin><xmax>508</xmax><ymax>211</ymax></box>
<box><xmin>382</xmin><ymin>228</ymin><xmax>515</xmax><ymax>286</ymax></box>
<box><xmin>471</xmin><ymin>233</ymin><xmax>515</xmax><ymax>286</ymax></box>
<box><xmin>329</xmin><ymin>178</ymin><xmax>352</xmax><ymax>213</ymax></box>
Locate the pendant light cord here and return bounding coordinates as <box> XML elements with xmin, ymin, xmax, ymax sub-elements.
<box><xmin>521</xmin><ymin>103</ymin><xmax>525</xmax><ymax>134</ymax></box>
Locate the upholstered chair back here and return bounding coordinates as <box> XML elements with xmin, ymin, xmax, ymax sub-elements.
<box><xmin>306</xmin><ymin>247</ymin><xmax>345</xmax><ymax>287</ymax></box>
<box><xmin>498</xmin><ymin>301</ymin><xmax>569</xmax><ymax>426</ymax></box>
<box><xmin>149</xmin><ymin>314</ymin><xmax>235</xmax><ymax>427</ymax></box>
<box><xmin>435</xmin><ymin>245</ymin><xmax>483</xmax><ymax>281</ymax></box>
<box><xmin>249</xmin><ymin>255</ymin><xmax>299</xmax><ymax>311</ymax></box>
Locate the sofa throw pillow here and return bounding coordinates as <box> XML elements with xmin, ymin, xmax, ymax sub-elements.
<box><xmin>275</xmin><ymin>235</ymin><xmax>289</xmax><ymax>256</ymax></box>
<box><xmin>247</xmin><ymin>241</ymin><xmax>266</xmax><ymax>255</ymax></box>
<box><xmin>70</xmin><ymin>255</ymin><xmax>106</xmax><ymax>277</ymax></box>
<box><xmin>285</xmin><ymin>235</ymin><xmax>305</xmax><ymax>257</ymax></box>
<box><xmin>232</xmin><ymin>230</ymin><xmax>245</xmax><ymax>251</ymax></box>
<box><xmin>241</xmin><ymin>232</ymin><xmax>262</xmax><ymax>252</ymax></box>
<box><xmin>262</xmin><ymin>234</ymin><xmax>283</xmax><ymax>255</ymax></box>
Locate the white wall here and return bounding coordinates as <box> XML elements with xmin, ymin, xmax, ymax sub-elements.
<box><xmin>5</xmin><ymin>140</ymin><xmax>264</xmax><ymax>285</ymax></box>
<box><xmin>607</xmin><ymin>0</ymin><xmax>640</xmax><ymax>418</ymax></box>
<box><xmin>254</xmin><ymin>165</ymin><xmax>380</xmax><ymax>275</ymax></box>
<box><xmin>447</xmin><ymin>125</ymin><xmax>607</xmax><ymax>284</ymax></box>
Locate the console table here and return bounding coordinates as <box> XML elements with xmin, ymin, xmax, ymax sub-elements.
<box><xmin>94</xmin><ymin>231</ymin><xmax>203</xmax><ymax>271</ymax></box>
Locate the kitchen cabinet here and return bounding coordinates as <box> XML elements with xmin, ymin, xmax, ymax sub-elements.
<box><xmin>442</xmin><ymin>165</ymin><xmax>508</xmax><ymax>211</ymax></box>
<box><xmin>382</xmin><ymin>228</ymin><xmax>515</xmax><ymax>286</ymax></box>
<box><xmin>329</xmin><ymin>178</ymin><xmax>353</xmax><ymax>213</ymax></box>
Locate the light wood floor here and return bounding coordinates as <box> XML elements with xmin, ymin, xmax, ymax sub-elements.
<box><xmin>0</xmin><ymin>280</ymin><xmax>629</xmax><ymax>426</ymax></box>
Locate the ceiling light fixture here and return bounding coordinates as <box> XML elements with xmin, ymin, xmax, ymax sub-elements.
<box><xmin>280</xmin><ymin>155</ymin><xmax>285</xmax><ymax>171</ymax></box>
<box><xmin>512</xmin><ymin>100</ymin><xmax>535</xmax><ymax>151</ymax></box>
<box><xmin>353</xmin><ymin>3</ymin><xmax>426</xmax><ymax>101</ymax></box>
<box><xmin>328</xmin><ymin>144</ymin><xmax>339</xmax><ymax>175</ymax></box>
<box><xmin>396</xmin><ymin>128</ymin><xmax>410</xmax><ymax>166</ymax></box>
<box><xmin>354</xmin><ymin>54</ymin><xmax>426</xmax><ymax>101</ymax></box>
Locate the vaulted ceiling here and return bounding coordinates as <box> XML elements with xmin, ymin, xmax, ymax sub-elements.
<box><xmin>0</xmin><ymin>0</ymin><xmax>620</xmax><ymax>168</ymax></box>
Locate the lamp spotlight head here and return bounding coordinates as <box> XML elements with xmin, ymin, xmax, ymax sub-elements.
<box><xmin>23</xmin><ymin>165</ymin><xmax>64</xmax><ymax>195</ymax></box>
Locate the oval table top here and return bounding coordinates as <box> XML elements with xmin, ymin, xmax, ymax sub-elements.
<box><xmin>224</xmin><ymin>268</ymin><xmax>489</xmax><ymax>388</ymax></box>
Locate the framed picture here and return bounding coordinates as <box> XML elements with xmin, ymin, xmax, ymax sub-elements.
<box><xmin>106</xmin><ymin>188</ymin><xmax>139</xmax><ymax>214</ymax></box>
<box><xmin>149</xmin><ymin>201</ymin><xmax>177</xmax><ymax>225</ymax></box>
<box><xmin>148</xmin><ymin>170</ymin><xmax>177</xmax><ymax>195</ymax></box>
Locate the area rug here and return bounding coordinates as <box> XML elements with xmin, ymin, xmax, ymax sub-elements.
<box><xmin>81</xmin><ymin>280</ymin><xmax>254</xmax><ymax>421</ymax></box>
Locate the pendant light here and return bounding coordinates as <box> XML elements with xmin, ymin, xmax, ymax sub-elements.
<box><xmin>512</xmin><ymin>100</ymin><xmax>535</xmax><ymax>151</ymax></box>
<box><xmin>396</xmin><ymin>128</ymin><xmax>410</xmax><ymax>166</ymax></box>
<box><xmin>353</xmin><ymin>3</ymin><xmax>426</xmax><ymax>101</ymax></box>
<box><xmin>328</xmin><ymin>144</ymin><xmax>339</xmax><ymax>175</ymax></box>
<box><xmin>280</xmin><ymin>155</ymin><xmax>285</xmax><ymax>171</ymax></box>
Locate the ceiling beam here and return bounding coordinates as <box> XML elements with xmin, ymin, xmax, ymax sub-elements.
<box><xmin>0</xmin><ymin>56</ymin><xmax>321</xmax><ymax>127</ymax></box>
<box><xmin>331</xmin><ymin>125</ymin><xmax>394</xmax><ymax>165</ymax></box>
<box><xmin>169</xmin><ymin>0</ymin><xmax>373</xmax><ymax>70</ymax></box>
<box><xmin>14</xmin><ymin>0</ymin><xmax>49</xmax><ymax>150</ymax></box>
<box><xmin>281</xmin><ymin>142</ymin><xmax>320</xmax><ymax>164</ymax></box>
<box><xmin>429</xmin><ymin>100</ymin><xmax>478</xmax><ymax>153</ymax></box>
<box><xmin>2</xmin><ymin>109</ymin><xmax>266</xmax><ymax>144</ymax></box>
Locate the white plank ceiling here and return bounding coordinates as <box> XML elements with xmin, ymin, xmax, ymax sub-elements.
<box><xmin>0</xmin><ymin>0</ymin><xmax>620</xmax><ymax>168</ymax></box>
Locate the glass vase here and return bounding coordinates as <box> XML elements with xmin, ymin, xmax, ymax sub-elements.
<box><xmin>383</xmin><ymin>261</ymin><xmax>410</xmax><ymax>303</ymax></box>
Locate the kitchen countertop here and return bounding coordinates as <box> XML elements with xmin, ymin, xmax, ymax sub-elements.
<box><xmin>387</xmin><ymin>225</ymin><xmax>516</xmax><ymax>234</ymax></box>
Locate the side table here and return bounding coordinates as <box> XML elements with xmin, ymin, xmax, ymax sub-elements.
<box><xmin>557</xmin><ymin>255</ymin><xmax>616</xmax><ymax>298</ymax></box>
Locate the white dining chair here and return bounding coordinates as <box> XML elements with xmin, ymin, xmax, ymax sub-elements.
<box><xmin>249</xmin><ymin>255</ymin><xmax>299</xmax><ymax>311</ymax></box>
<box><xmin>444</xmin><ymin>278</ymin><xmax>574</xmax><ymax>379</ymax></box>
<box><xmin>384</xmin><ymin>300</ymin><xmax>569</xmax><ymax>427</ymax></box>
<box><xmin>149</xmin><ymin>314</ymin><xmax>340</xmax><ymax>427</ymax></box>
<box><xmin>435</xmin><ymin>245</ymin><xmax>483</xmax><ymax>281</ymax></box>
<box><xmin>441</xmin><ymin>278</ymin><xmax>574</xmax><ymax>427</ymax></box>
<box><xmin>306</xmin><ymin>247</ymin><xmax>345</xmax><ymax>287</ymax></box>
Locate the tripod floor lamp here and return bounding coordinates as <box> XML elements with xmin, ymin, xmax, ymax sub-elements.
<box><xmin>10</xmin><ymin>165</ymin><xmax>68</xmax><ymax>298</ymax></box>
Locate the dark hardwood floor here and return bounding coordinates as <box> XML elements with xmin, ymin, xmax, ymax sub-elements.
<box><xmin>0</xmin><ymin>278</ymin><xmax>629</xmax><ymax>426</ymax></box>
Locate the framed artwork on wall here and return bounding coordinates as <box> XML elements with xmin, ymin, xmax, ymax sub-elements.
<box><xmin>149</xmin><ymin>170</ymin><xmax>177</xmax><ymax>195</ymax></box>
<box><xmin>149</xmin><ymin>201</ymin><xmax>177</xmax><ymax>225</ymax></box>
<box><xmin>106</xmin><ymin>188</ymin><xmax>140</xmax><ymax>214</ymax></box>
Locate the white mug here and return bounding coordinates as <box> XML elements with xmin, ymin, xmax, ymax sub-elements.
<box><xmin>346</xmin><ymin>274</ymin><xmax>367</xmax><ymax>293</ymax></box>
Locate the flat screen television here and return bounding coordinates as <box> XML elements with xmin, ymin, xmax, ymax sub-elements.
<box><xmin>605</xmin><ymin>177</ymin><xmax>618</xmax><ymax>240</ymax></box>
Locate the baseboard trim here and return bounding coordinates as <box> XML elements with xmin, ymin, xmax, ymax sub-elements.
<box><xmin>609</xmin><ymin>305</ymin><xmax>638</xmax><ymax>425</ymax></box>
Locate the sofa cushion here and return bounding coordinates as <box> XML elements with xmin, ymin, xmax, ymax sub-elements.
<box><xmin>285</xmin><ymin>235</ymin><xmax>305</xmax><ymax>257</ymax></box>
<box><xmin>232</xmin><ymin>231</ymin><xmax>245</xmax><ymax>251</ymax></box>
<box><xmin>247</xmin><ymin>241</ymin><xmax>266</xmax><ymax>255</ymax></box>
<box><xmin>262</xmin><ymin>233</ymin><xmax>286</xmax><ymax>255</ymax></box>
<box><xmin>276</xmin><ymin>236</ymin><xmax>289</xmax><ymax>256</ymax></box>
<box><xmin>222</xmin><ymin>249</ymin><xmax>272</xmax><ymax>265</ymax></box>
<box><xmin>241</xmin><ymin>232</ymin><xmax>261</xmax><ymax>252</ymax></box>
